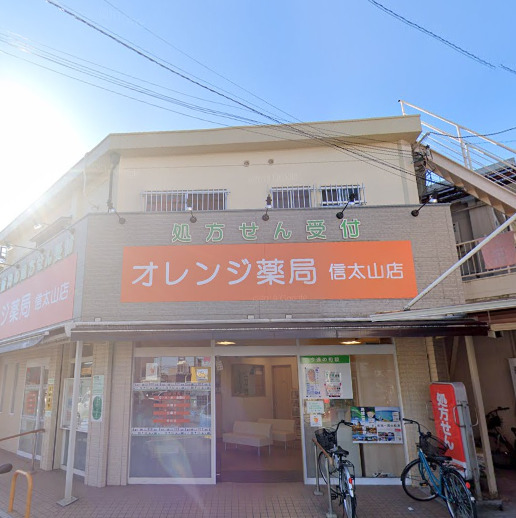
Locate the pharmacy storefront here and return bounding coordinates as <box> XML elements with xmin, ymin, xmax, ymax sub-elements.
<box><xmin>66</xmin><ymin>207</ymin><xmax>486</xmax><ymax>486</ymax></box>
<box><xmin>0</xmin><ymin>207</ymin><xmax>487</xmax><ymax>486</ymax></box>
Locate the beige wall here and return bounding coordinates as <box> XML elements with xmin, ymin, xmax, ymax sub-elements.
<box><xmin>115</xmin><ymin>141</ymin><xmax>419</xmax><ymax>213</ymax></box>
<box><xmin>463</xmin><ymin>272</ymin><xmax>516</xmax><ymax>301</ymax></box>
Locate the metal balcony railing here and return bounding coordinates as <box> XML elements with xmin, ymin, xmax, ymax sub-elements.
<box><xmin>456</xmin><ymin>234</ymin><xmax>516</xmax><ymax>280</ymax></box>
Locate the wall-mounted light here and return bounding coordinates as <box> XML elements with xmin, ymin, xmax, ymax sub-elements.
<box><xmin>216</xmin><ymin>340</ymin><xmax>235</xmax><ymax>345</ymax></box>
<box><xmin>108</xmin><ymin>206</ymin><xmax>126</xmax><ymax>224</ymax></box>
<box><xmin>185</xmin><ymin>198</ymin><xmax>197</xmax><ymax>223</ymax></box>
<box><xmin>411</xmin><ymin>196</ymin><xmax>437</xmax><ymax>217</ymax></box>
<box><xmin>340</xmin><ymin>339</ymin><xmax>362</xmax><ymax>345</ymax></box>
<box><xmin>262</xmin><ymin>194</ymin><xmax>273</xmax><ymax>221</ymax></box>
<box><xmin>336</xmin><ymin>193</ymin><xmax>356</xmax><ymax>219</ymax></box>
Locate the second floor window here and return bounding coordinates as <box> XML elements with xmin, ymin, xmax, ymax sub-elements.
<box><xmin>142</xmin><ymin>189</ymin><xmax>229</xmax><ymax>212</ymax></box>
<box><xmin>319</xmin><ymin>184</ymin><xmax>365</xmax><ymax>206</ymax></box>
<box><xmin>271</xmin><ymin>186</ymin><xmax>314</xmax><ymax>209</ymax></box>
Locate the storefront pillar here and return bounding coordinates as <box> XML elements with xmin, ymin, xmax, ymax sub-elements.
<box><xmin>84</xmin><ymin>342</ymin><xmax>113</xmax><ymax>487</ymax></box>
<box><xmin>106</xmin><ymin>342</ymin><xmax>133</xmax><ymax>486</ymax></box>
<box><xmin>58</xmin><ymin>340</ymin><xmax>83</xmax><ymax>506</ymax></box>
<box><xmin>395</xmin><ymin>337</ymin><xmax>433</xmax><ymax>460</ymax></box>
<box><xmin>465</xmin><ymin>335</ymin><xmax>498</xmax><ymax>499</ymax></box>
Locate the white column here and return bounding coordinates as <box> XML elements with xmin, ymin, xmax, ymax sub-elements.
<box><xmin>58</xmin><ymin>340</ymin><xmax>83</xmax><ymax>506</ymax></box>
<box><xmin>465</xmin><ymin>335</ymin><xmax>498</xmax><ymax>499</ymax></box>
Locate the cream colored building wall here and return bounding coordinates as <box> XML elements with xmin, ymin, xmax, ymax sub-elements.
<box><xmin>115</xmin><ymin>141</ymin><xmax>419</xmax><ymax>212</ymax></box>
<box><xmin>395</xmin><ymin>337</ymin><xmax>434</xmax><ymax>461</ymax></box>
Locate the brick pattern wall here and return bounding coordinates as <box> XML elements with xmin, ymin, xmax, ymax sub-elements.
<box><xmin>396</xmin><ymin>337</ymin><xmax>434</xmax><ymax>460</ymax></box>
<box><xmin>80</xmin><ymin>205</ymin><xmax>464</xmax><ymax>322</ymax></box>
<box><xmin>106</xmin><ymin>342</ymin><xmax>133</xmax><ymax>486</ymax></box>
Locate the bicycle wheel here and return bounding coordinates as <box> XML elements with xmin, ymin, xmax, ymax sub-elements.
<box><xmin>401</xmin><ymin>458</ymin><xmax>439</xmax><ymax>501</ymax></box>
<box><xmin>443</xmin><ymin>469</ymin><xmax>477</xmax><ymax>518</ymax></box>
<box><xmin>318</xmin><ymin>451</ymin><xmax>338</xmax><ymax>486</ymax></box>
<box><xmin>342</xmin><ymin>491</ymin><xmax>357</xmax><ymax>518</ymax></box>
<box><xmin>340</xmin><ymin>468</ymin><xmax>357</xmax><ymax>518</ymax></box>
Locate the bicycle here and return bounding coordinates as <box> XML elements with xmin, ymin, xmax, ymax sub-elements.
<box><xmin>401</xmin><ymin>418</ymin><xmax>476</xmax><ymax>518</ymax></box>
<box><xmin>486</xmin><ymin>406</ymin><xmax>516</xmax><ymax>469</ymax></box>
<box><xmin>315</xmin><ymin>420</ymin><xmax>357</xmax><ymax>518</ymax></box>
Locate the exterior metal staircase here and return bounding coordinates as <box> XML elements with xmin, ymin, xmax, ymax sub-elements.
<box><xmin>400</xmin><ymin>101</ymin><xmax>516</xmax><ymax>216</ymax></box>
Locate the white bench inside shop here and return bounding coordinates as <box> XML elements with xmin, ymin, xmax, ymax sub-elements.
<box><xmin>222</xmin><ymin>420</ymin><xmax>273</xmax><ymax>455</ymax></box>
<box><xmin>258</xmin><ymin>418</ymin><xmax>297</xmax><ymax>449</ymax></box>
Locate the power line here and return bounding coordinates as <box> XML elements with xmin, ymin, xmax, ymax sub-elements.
<box><xmin>38</xmin><ymin>1</ymin><xmax>446</xmax><ymax>190</ymax></box>
<box><xmin>366</xmin><ymin>0</ymin><xmax>516</xmax><ymax>81</ymax></box>
<box><xmin>44</xmin><ymin>1</ymin><xmax>417</xmax><ymax>159</ymax></box>
<box><xmin>366</xmin><ymin>0</ymin><xmax>496</xmax><ymax>69</ymax></box>
<box><xmin>100</xmin><ymin>0</ymin><xmax>300</xmax><ymax>126</ymax></box>
<box><xmin>429</xmin><ymin>127</ymin><xmax>516</xmax><ymax>139</ymax></box>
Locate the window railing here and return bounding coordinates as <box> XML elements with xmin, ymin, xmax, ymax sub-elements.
<box><xmin>142</xmin><ymin>189</ymin><xmax>229</xmax><ymax>212</ymax></box>
<box><xmin>319</xmin><ymin>184</ymin><xmax>365</xmax><ymax>206</ymax></box>
<box><xmin>456</xmin><ymin>234</ymin><xmax>516</xmax><ymax>280</ymax></box>
<box><xmin>270</xmin><ymin>184</ymin><xmax>366</xmax><ymax>209</ymax></box>
<box><xmin>270</xmin><ymin>186</ymin><xmax>314</xmax><ymax>209</ymax></box>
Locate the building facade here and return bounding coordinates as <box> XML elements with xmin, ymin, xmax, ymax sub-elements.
<box><xmin>0</xmin><ymin>115</ymin><xmax>490</xmax><ymax>487</ymax></box>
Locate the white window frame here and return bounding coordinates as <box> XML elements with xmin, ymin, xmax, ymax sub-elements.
<box><xmin>319</xmin><ymin>184</ymin><xmax>365</xmax><ymax>207</ymax></box>
<box><xmin>141</xmin><ymin>189</ymin><xmax>229</xmax><ymax>212</ymax></box>
<box><xmin>270</xmin><ymin>186</ymin><xmax>314</xmax><ymax>209</ymax></box>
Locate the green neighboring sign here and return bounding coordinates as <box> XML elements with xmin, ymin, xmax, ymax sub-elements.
<box><xmin>300</xmin><ymin>355</ymin><xmax>350</xmax><ymax>364</ymax></box>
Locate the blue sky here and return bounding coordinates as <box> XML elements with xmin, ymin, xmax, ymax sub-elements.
<box><xmin>1</xmin><ymin>0</ymin><xmax>516</xmax><ymax>229</ymax></box>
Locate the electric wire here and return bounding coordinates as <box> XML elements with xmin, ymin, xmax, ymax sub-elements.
<box><xmin>100</xmin><ymin>0</ymin><xmax>301</xmax><ymax>126</ymax></box>
<box><xmin>34</xmin><ymin>2</ymin><xmax>453</xmax><ymax>191</ymax></box>
<box><xmin>367</xmin><ymin>0</ymin><xmax>516</xmax><ymax>80</ymax></box>
<box><xmin>366</xmin><ymin>0</ymin><xmax>495</xmax><ymax>69</ymax></box>
<box><xmin>43</xmin><ymin>1</ymin><xmax>417</xmax><ymax>159</ymax></box>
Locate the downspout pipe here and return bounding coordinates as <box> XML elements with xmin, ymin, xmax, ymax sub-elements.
<box><xmin>404</xmin><ymin>212</ymin><xmax>516</xmax><ymax>311</ymax></box>
<box><xmin>106</xmin><ymin>153</ymin><xmax>120</xmax><ymax>213</ymax></box>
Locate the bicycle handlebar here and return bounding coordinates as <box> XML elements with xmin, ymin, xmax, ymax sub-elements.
<box><xmin>486</xmin><ymin>407</ymin><xmax>510</xmax><ymax>417</ymax></box>
<box><xmin>332</xmin><ymin>420</ymin><xmax>353</xmax><ymax>433</ymax></box>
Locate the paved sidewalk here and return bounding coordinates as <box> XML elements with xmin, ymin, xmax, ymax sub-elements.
<box><xmin>0</xmin><ymin>449</ymin><xmax>512</xmax><ymax>517</ymax></box>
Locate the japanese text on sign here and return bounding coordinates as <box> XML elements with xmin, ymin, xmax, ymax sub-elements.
<box><xmin>0</xmin><ymin>254</ymin><xmax>77</xmax><ymax>340</ymax></box>
<box><xmin>121</xmin><ymin>241</ymin><xmax>417</xmax><ymax>303</ymax></box>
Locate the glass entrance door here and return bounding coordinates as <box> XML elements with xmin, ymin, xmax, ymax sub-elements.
<box><xmin>18</xmin><ymin>361</ymin><xmax>49</xmax><ymax>458</ymax></box>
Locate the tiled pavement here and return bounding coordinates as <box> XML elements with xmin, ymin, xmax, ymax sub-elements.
<box><xmin>0</xmin><ymin>449</ymin><xmax>513</xmax><ymax>517</ymax></box>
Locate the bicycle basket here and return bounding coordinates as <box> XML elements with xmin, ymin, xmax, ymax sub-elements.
<box><xmin>315</xmin><ymin>428</ymin><xmax>337</xmax><ymax>451</ymax></box>
<box><xmin>420</xmin><ymin>433</ymin><xmax>448</xmax><ymax>457</ymax></box>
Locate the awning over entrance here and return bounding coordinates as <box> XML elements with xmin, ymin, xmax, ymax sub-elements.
<box><xmin>69</xmin><ymin>317</ymin><xmax>489</xmax><ymax>342</ymax></box>
<box><xmin>0</xmin><ymin>333</ymin><xmax>46</xmax><ymax>354</ymax></box>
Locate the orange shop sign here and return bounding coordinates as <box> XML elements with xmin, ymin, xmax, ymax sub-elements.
<box><xmin>121</xmin><ymin>241</ymin><xmax>417</xmax><ymax>303</ymax></box>
<box><xmin>0</xmin><ymin>254</ymin><xmax>77</xmax><ymax>341</ymax></box>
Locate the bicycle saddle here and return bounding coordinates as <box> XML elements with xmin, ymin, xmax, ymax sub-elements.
<box><xmin>334</xmin><ymin>446</ymin><xmax>349</xmax><ymax>457</ymax></box>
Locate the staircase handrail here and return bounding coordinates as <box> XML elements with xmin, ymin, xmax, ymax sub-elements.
<box><xmin>400</xmin><ymin>100</ymin><xmax>516</xmax><ymax>155</ymax></box>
